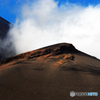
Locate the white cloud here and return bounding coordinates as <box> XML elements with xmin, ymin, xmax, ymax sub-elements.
<box><xmin>8</xmin><ymin>0</ymin><xmax>100</xmax><ymax>59</ymax></box>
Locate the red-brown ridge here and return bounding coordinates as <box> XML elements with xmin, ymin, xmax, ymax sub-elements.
<box><xmin>0</xmin><ymin>43</ymin><xmax>78</xmax><ymax>65</ymax></box>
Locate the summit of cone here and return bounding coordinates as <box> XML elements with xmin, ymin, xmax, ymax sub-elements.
<box><xmin>0</xmin><ymin>43</ymin><xmax>77</xmax><ymax>65</ymax></box>
<box><xmin>0</xmin><ymin>43</ymin><xmax>99</xmax><ymax>66</ymax></box>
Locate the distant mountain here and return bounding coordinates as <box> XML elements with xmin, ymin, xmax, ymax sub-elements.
<box><xmin>0</xmin><ymin>16</ymin><xmax>10</xmax><ymax>39</ymax></box>
<box><xmin>0</xmin><ymin>17</ymin><xmax>16</xmax><ymax>62</ymax></box>
<box><xmin>0</xmin><ymin>43</ymin><xmax>100</xmax><ymax>100</ymax></box>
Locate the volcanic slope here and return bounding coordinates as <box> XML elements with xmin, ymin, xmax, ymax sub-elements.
<box><xmin>0</xmin><ymin>43</ymin><xmax>100</xmax><ymax>100</ymax></box>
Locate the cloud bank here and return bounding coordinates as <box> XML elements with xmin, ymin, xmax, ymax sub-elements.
<box><xmin>7</xmin><ymin>0</ymin><xmax>100</xmax><ymax>59</ymax></box>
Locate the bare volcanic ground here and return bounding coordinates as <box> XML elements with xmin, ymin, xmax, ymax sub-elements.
<box><xmin>0</xmin><ymin>43</ymin><xmax>100</xmax><ymax>100</ymax></box>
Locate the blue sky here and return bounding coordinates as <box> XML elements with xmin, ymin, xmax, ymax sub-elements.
<box><xmin>0</xmin><ymin>0</ymin><xmax>100</xmax><ymax>23</ymax></box>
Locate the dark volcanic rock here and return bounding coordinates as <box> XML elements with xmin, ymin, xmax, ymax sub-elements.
<box><xmin>52</xmin><ymin>44</ymin><xmax>77</xmax><ymax>56</ymax></box>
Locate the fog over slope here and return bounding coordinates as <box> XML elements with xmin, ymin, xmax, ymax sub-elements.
<box><xmin>2</xmin><ymin>0</ymin><xmax>100</xmax><ymax>59</ymax></box>
<box><xmin>0</xmin><ymin>17</ymin><xmax>16</xmax><ymax>61</ymax></box>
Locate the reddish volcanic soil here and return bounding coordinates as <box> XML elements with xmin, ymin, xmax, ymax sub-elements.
<box><xmin>0</xmin><ymin>43</ymin><xmax>100</xmax><ymax>100</ymax></box>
